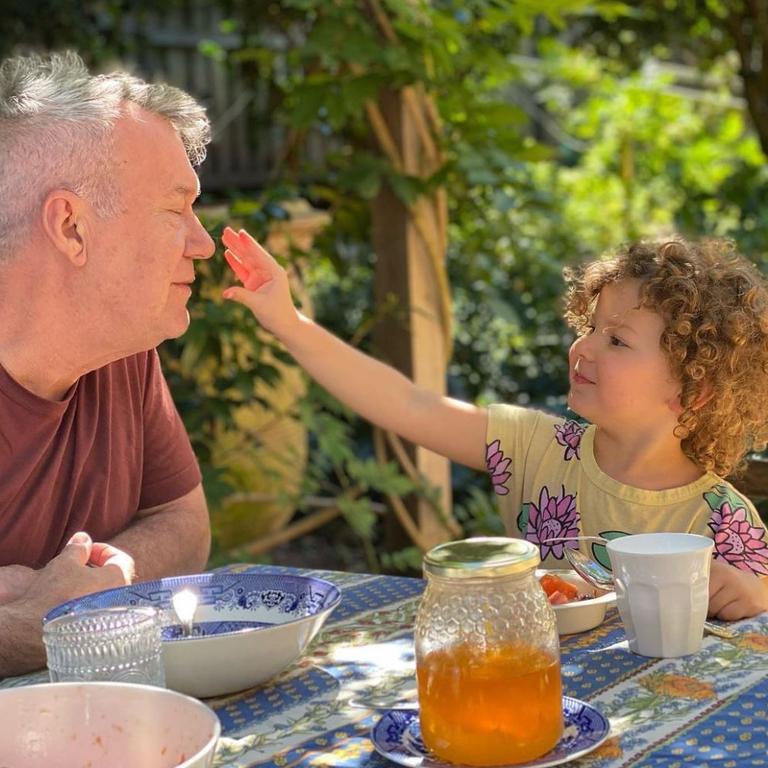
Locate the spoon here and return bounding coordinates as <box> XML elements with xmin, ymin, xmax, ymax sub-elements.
<box><xmin>171</xmin><ymin>588</ymin><xmax>199</xmax><ymax>638</ymax></box>
<box><xmin>561</xmin><ymin>547</ymin><xmax>738</xmax><ymax>640</ymax></box>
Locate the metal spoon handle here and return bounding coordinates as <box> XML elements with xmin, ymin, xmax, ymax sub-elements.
<box><xmin>543</xmin><ymin>535</ymin><xmax>608</xmax><ymax>544</ymax></box>
<box><xmin>703</xmin><ymin>621</ymin><xmax>738</xmax><ymax>639</ymax></box>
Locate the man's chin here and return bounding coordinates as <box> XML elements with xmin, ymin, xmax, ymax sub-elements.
<box><xmin>167</xmin><ymin>310</ymin><xmax>192</xmax><ymax>340</ymax></box>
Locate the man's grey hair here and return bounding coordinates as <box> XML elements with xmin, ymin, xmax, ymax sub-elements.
<box><xmin>0</xmin><ymin>51</ymin><xmax>210</xmax><ymax>261</ymax></box>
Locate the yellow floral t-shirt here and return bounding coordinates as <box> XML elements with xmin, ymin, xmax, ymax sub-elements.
<box><xmin>485</xmin><ymin>404</ymin><xmax>768</xmax><ymax>574</ymax></box>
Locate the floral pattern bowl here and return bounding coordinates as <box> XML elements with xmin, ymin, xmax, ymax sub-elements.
<box><xmin>45</xmin><ymin>572</ymin><xmax>342</xmax><ymax>698</ymax></box>
<box><xmin>537</xmin><ymin>569</ymin><xmax>615</xmax><ymax>635</ymax></box>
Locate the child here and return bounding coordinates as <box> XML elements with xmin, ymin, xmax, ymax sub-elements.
<box><xmin>222</xmin><ymin>227</ymin><xmax>768</xmax><ymax>621</ymax></box>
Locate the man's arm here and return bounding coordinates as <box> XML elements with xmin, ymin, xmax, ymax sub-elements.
<box><xmin>0</xmin><ymin>533</ymin><xmax>131</xmax><ymax>678</ymax></box>
<box><xmin>107</xmin><ymin>483</ymin><xmax>211</xmax><ymax>581</ymax></box>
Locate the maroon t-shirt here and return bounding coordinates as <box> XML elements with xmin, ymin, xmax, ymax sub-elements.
<box><xmin>0</xmin><ymin>350</ymin><xmax>202</xmax><ymax>567</ymax></box>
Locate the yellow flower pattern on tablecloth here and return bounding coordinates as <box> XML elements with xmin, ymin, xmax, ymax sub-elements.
<box><xmin>638</xmin><ymin>672</ymin><xmax>715</xmax><ymax>700</ymax></box>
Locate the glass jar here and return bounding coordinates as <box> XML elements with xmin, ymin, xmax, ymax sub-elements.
<box><xmin>415</xmin><ymin>537</ymin><xmax>562</xmax><ymax>766</ymax></box>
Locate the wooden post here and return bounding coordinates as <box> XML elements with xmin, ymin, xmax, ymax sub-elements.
<box><xmin>371</xmin><ymin>89</ymin><xmax>453</xmax><ymax>550</ymax></box>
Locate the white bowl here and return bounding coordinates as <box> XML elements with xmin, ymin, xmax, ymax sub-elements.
<box><xmin>45</xmin><ymin>571</ymin><xmax>341</xmax><ymax>698</ymax></box>
<box><xmin>537</xmin><ymin>569</ymin><xmax>616</xmax><ymax>635</ymax></box>
<box><xmin>0</xmin><ymin>682</ymin><xmax>219</xmax><ymax>767</ymax></box>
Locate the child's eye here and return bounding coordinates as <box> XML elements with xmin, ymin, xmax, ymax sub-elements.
<box><xmin>609</xmin><ymin>335</ymin><xmax>627</xmax><ymax>347</ymax></box>
<box><xmin>583</xmin><ymin>324</ymin><xmax>595</xmax><ymax>335</ymax></box>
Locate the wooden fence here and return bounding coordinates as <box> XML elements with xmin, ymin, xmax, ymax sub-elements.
<box><xmin>112</xmin><ymin>1</ymin><xmax>326</xmax><ymax>192</ymax></box>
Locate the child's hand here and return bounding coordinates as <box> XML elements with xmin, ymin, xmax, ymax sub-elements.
<box><xmin>221</xmin><ymin>226</ymin><xmax>300</xmax><ymax>338</ymax></box>
<box><xmin>708</xmin><ymin>557</ymin><xmax>768</xmax><ymax>620</ymax></box>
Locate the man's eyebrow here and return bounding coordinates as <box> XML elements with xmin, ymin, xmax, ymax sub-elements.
<box><xmin>167</xmin><ymin>183</ymin><xmax>201</xmax><ymax>200</ymax></box>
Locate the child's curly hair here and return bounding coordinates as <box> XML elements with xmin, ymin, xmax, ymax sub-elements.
<box><xmin>564</xmin><ymin>237</ymin><xmax>768</xmax><ymax>478</ymax></box>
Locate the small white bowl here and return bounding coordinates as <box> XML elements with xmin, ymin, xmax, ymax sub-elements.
<box><xmin>45</xmin><ymin>571</ymin><xmax>341</xmax><ymax>698</ymax></box>
<box><xmin>0</xmin><ymin>682</ymin><xmax>219</xmax><ymax>767</ymax></box>
<box><xmin>537</xmin><ymin>569</ymin><xmax>616</xmax><ymax>635</ymax></box>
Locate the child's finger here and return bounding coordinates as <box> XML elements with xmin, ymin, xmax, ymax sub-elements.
<box><xmin>222</xmin><ymin>226</ymin><xmax>240</xmax><ymax>250</ymax></box>
<box><xmin>223</xmin><ymin>285</ymin><xmax>256</xmax><ymax>304</ymax></box>
<box><xmin>236</xmin><ymin>229</ymin><xmax>282</xmax><ymax>272</ymax></box>
<box><xmin>224</xmin><ymin>249</ymin><xmax>252</xmax><ymax>284</ymax></box>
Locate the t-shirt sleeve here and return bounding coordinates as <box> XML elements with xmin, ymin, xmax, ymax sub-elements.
<box><xmin>485</xmin><ymin>404</ymin><xmax>545</xmax><ymax>536</ymax></box>
<box><xmin>138</xmin><ymin>349</ymin><xmax>202</xmax><ymax>509</ymax></box>
<box><xmin>706</xmin><ymin>482</ymin><xmax>768</xmax><ymax>576</ymax></box>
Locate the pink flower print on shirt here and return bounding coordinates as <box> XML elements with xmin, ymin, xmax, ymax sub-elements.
<box><xmin>708</xmin><ymin>501</ymin><xmax>768</xmax><ymax>576</ymax></box>
<box><xmin>554</xmin><ymin>420</ymin><xmax>586</xmax><ymax>461</ymax></box>
<box><xmin>526</xmin><ymin>485</ymin><xmax>580</xmax><ymax>560</ymax></box>
<box><xmin>486</xmin><ymin>440</ymin><xmax>511</xmax><ymax>496</ymax></box>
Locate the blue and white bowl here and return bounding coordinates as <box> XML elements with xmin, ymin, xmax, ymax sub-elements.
<box><xmin>45</xmin><ymin>572</ymin><xmax>341</xmax><ymax>698</ymax></box>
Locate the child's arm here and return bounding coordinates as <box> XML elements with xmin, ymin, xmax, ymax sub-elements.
<box><xmin>708</xmin><ymin>558</ymin><xmax>768</xmax><ymax>620</ymax></box>
<box><xmin>221</xmin><ymin>227</ymin><xmax>488</xmax><ymax>470</ymax></box>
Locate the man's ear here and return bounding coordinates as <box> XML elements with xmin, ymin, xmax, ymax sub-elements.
<box><xmin>41</xmin><ymin>189</ymin><xmax>88</xmax><ymax>267</ymax></box>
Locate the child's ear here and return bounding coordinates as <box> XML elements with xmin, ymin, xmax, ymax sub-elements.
<box><xmin>690</xmin><ymin>381</ymin><xmax>713</xmax><ymax>411</ymax></box>
<box><xmin>669</xmin><ymin>381</ymin><xmax>712</xmax><ymax>415</ymax></box>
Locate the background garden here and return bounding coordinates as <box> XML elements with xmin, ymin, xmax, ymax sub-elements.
<box><xmin>6</xmin><ymin>0</ymin><xmax>768</xmax><ymax>573</ymax></box>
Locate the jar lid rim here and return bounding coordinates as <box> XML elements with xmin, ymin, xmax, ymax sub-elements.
<box><xmin>423</xmin><ymin>537</ymin><xmax>540</xmax><ymax>577</ymax></box>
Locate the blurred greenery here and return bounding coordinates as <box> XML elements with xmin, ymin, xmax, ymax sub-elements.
<box><xmin>5</xmin><ymin>0</ymin><xmax>768</xmax><ymax>569</ymax></box>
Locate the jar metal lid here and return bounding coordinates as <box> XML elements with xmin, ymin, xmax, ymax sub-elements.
<box><xmin>423</xmin><ymin>537</ymin><xmax>540</xmax><ymax>578</ymax></box>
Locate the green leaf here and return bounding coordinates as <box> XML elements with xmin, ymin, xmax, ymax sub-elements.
<box><xmin>338</xmin><ymin>496</ymin><xmax>377</xmax><ymax>540</ymax></box>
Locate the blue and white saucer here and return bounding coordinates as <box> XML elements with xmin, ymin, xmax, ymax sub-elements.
<box><xmin>370</xmin><ymin>696</ymin><xmax>610</xmax><ymax>768</ymax></box>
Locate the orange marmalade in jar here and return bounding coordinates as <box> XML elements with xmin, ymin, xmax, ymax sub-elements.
<box><xmin>415</xmin><ymin>538</ymin><xmax>562</xmax><ymax>766</ymax></box>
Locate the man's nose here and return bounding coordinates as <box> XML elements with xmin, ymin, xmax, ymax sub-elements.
<box><xmin>187</xmin><ymin>215</ymin><xmax>215</xmax><ymax>261</ymax></box>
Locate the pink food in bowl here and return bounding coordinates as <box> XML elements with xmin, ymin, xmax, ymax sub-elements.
<box><xmin>0</xmin><ymin>682</ymin><xmax>220</xmax><ymax>767</ymax></box>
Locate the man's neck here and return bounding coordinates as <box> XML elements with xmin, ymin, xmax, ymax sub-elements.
<box><xmin>0</xmin><ymin>348</ymin><xmax>89</xmax><ymax>401</ymax></box>
<box><xmin>0</xmin><ymin>323</ymin><xmax>131</xmax><ymax>402</ymax></box>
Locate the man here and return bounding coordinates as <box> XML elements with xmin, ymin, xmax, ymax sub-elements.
<box><xmin>0</xmin><ymin>51</ymin><xmax>214</xmax><ymax>675</ymax></box>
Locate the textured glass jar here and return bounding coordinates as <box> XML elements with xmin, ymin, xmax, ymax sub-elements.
<box><xmin>43</xmin><ymin>606</ymin><xmax>165</xmax><ymax>687</ymax></box>
<box><xmin>415</xmin><ymin>537</ymin><xmax>561</xmax><ymax>766</ymax></box>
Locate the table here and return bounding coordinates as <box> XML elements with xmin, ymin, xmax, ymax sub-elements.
<box><xmin>5</xmin><ymin>564</ymin><xmax>768</xmax><ymax>767</ymax></box>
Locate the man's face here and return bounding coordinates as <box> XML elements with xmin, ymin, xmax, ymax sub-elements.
<box><xmin>84</xmin><ymin>106</ymin><xmax>214</xmax><ymax>351</ymax></box>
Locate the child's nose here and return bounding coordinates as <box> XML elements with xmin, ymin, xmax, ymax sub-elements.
<box><xmin>573</xmin><ymin>332</ymin><xmax>595</xmax><ymax>360</ymax></box>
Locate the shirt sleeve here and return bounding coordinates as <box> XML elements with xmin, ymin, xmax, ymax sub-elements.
<box><xmin>705</xmin><ymin>481</ymin><xmax>768</xmax><ymax>576</ymax></box>
<box><xmin>485</xmin><ymin>404</ymin><xmax>545</xmax><ymax>536</ymax></box>
<box><xmin>138</xmin><ymin>349</ymin><xmax>202</xmax><ymax>509</ymax></box>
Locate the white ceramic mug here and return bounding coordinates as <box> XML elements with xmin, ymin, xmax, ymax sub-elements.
<box><xmin>606</xmin><ymin>533</ymin><xmax>713</xmax><ymax>658</ymax></box>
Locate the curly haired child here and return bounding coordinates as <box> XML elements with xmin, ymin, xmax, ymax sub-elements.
<box><xmin>222</xmin><ymin>229</ymin><xmax>768</xmax><ymax>620</ymax></box>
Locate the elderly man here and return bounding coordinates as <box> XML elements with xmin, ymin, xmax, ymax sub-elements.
<box><xmin>0</xmin><ymin>51</ymin><xmax>214</xmax><ymax>675</ymax></box>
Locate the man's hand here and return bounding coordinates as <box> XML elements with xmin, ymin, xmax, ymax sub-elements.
<box><xmin>23</xmin><ymin>532</ymin><xmax>133</xmax><ymax>617</ymax></box>
<box><xmin>0</xmin><ymin>534</ymin><xmax>134</xmax><ymax>607</ymax></box>
<box><xmin>708</xmin><ymin>557</ymin><xmax>768</xmax><ymax>620</ymax></box>
<box><xmin>88</xmin><ymin>540</ymin><xmax>135</xmax><ymax>583</ymax></box>
<box><xmin>0</xmin><ymin>565</ymin><xmax>36</xmax><ymax>604</ymax></box>
<box><xmin>0</xmin><ymin>532</ymin><xmax>134</xmax><ymax>677</ymax></box>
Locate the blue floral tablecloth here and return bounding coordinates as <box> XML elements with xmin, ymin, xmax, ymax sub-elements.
<box><xmin>5</xmin><ymin>564</ymin><xmax>768</xmax><ymax>767</ymax></box>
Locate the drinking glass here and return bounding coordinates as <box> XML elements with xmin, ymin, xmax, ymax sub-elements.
<box><xmin>43</xmin><ymin>606</ymin><xmax>165</xmax><ymax>686</ymax></box>
<box><xmin>607</xmin><ymin>533</ymin><xmax>713</xmax><ymax>658</ymax></box>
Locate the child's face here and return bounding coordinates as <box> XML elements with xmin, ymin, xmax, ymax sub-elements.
<box><xmin>567</xmin><ymin>279</ymin><xmax>683</xmax><ymax>436</ymax></box>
